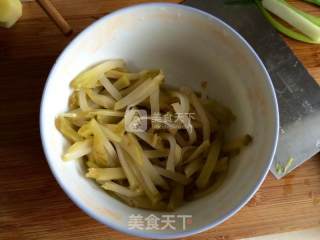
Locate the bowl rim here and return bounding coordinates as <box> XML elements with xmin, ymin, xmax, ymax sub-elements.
<box><xmin>39</xmin><ymin>2</ymin><xmax>279</xmax><ymax>239</ymax></box>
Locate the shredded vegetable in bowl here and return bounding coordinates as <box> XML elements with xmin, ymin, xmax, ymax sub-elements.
<box><xmin>56</xmin><ymin>59</ymin><xmax>252</xmax><ymax>211</ymax></box>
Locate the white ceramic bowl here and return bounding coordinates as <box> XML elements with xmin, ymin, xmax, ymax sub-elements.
<box><xmin>40</xmin><ymin>3</ymin><xmax>279</xmax><ymax>239</ymax></box>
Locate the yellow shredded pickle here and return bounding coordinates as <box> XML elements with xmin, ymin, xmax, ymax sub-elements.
<box><xmin>56</xmin><ymin>59</ymin><xmax>253</xmax><ymax>210</ymax></box>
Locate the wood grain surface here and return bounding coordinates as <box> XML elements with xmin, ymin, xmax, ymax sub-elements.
<box><xmin>0</xmin><ymin>1</ymin><xmax>320</xmax><ymax>239</ymax></box>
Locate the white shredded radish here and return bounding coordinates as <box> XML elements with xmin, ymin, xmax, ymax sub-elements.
<box><xmin>172</xmin><ymin>102</ymin><xmax>196</xmax><ymax>145</ymax></box>
<box><xmin>86</xmin><ymin>167</ymin><xmax>126</xmax><ymax>181</ymax></box>
<box><xmin>90</xmin><ymin>119</ymin><xmax>118</xmax><ymax>166</ymax></box>
<box><xmin>185</xmin><ymin>140</ymin><xmax>210</xmax><ymax>164</ymax></box>
<box><xmin>120</xmin><ymin>77</ymin><xmax>146</xmax><ymax>96</ymax></box>
<box><xmin>100</xmin><ymin>125</ymin><xmax>122</xmax><ymax>143</ymax></box>
<box><xmin>106</xmin><ymin>70</ymin><xmax>140</xmax><ymax>80</ymax></box>
<box><xmin>100</xmin><ymin>76</ymin><xmax>122</xmax><ymax>100</ymax></box>
<box><xmin>63</xmin><ymin>139</ymin><xmax>92</xmax><ymax>160</ymax></box>
<box><xmin>112</xmin><ymin>74</ymin><xmax>131</xmax><ymax>89</ymax></box>
<box><xmin>161</xmin><ymin>133</ymin><xmax>179</xmax><ymax>172</ymax></box>
<box><xmin>154</xmin><ymin>166</ymin><xmax>190</xmax><ymax>185</ymax></box>
<box><xmin>78</xmin><ymin>90</ymin><xmax>91</xmax><ymax>111</ymax></box>
<box><xmin>185</xmin><ymin>160</ymin><xmax>203</xmax><ymax>178</ymax></box>
<box><xmin>103</xmin><ymin>139</ymin><xmax>117</xmax><ymax>166</ymax></box>
<box><xmin>134</xmin><ymin>132</ymin><xmax>163</xmax><ymax>150</ymax></box>
<box><xmin>114</xmin><ymin>73</ymin><xmax>164</xmax><ymax>110</ymax></box>
<box><xmin>86</xmin><ymin>89</ymin><xmax>115</xmax><ymax>108</ymax></box>
<box><xmin>102</xmin><ymin>181</ymin><xmax>142</xmax><ymax>197</ymax></box>
<box><xmin>170</xmin><ymin>91</ymin><xmax>190</xmax><ymax>113</ymax></box>
<box><xmin>90</xmin><ymin>110</ymin><xmax>124</xmax><ymax>117</ymax></box>
<box><xmin>187</xmin><ymin>88</ymin><xmax>211</xmax><ymax>141</ymax></box>
<box><xmin>114</xmin><ymin>143</ymin><xmax>139</xmax><ymax>189</ymax></box>
<box><xmin>59</xmin><ymin>112</ymin><xmax>78</xmax><ymax>118</ymax></box>
<box><xmin>138</xmin><ymin>167</ymin><xmax>160</xmax><ymax>201</ymax></box>
<box><xmin>175</xmin><ymin>144</ymin><xmax>182</xmax><ymax>165</ymax></box>
<box><xmin>142</xmin><ymin>154</ymin><xmax>169</xmax><ymax>190</ymax></box>
<box><xmin>150</xmin><ymin>86</ymin><xmax>160</xmax><ymax>115</ymax></box>
<box><xmin>129</xmin><ymin>95</ymin><xmax>151</xmax><ymax>108</ymax></box>
<box><xmin>128</xmin><ymin>134</ymin><xmax>168</xmax><ymax>189</ymax></box>
<box><xmin>124</xmin><ymin>150</ymin><xmax>160</xmax><ymax>201</ymax></box>
<box><xmin>71</xmin><ymin>59</ymin><xmax>125</xmax><ymax>89</ymax></box>
<box><xmin>144</xmin><ymin>149</ymin><xmax>169</xmax><ymax>159</ymax></box>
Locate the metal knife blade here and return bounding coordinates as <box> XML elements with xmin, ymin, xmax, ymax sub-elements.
<box><xmin>183</xmin><ymin>0</ymin><xmax>320</xmax><ymax>178</ymax></box>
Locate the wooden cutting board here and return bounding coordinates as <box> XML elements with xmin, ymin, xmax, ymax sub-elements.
<box><xmin>0</xmin><ymin>1</ymin><xmax>319</xmax><ymax>239</ymax></box>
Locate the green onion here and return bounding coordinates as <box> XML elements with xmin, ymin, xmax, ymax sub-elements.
<box><xmin>293</xmin><ymin>7</ymin><xmax>320</xmax><ymax>27</ymax></box>
<box><xmin>256</xmin><ymin>0</ymin><xmax>320</xmax><ymax>44</ymax></box>
<box><xmin>275</xmin><ymin>157</ymin><xmax>294</xmax><ymax>175</ymax></box>
<box><xmin>262</xmin><ymin>0</ymin><xmax>320</xmax><ymax>41</ymax></box>
<box><xmin>284</xmin><ymin>157</ymin><xmax>294</xmax><ymax>173</ymax></box>
<box><xmin>225</xmin><ymin>0</ymin><xmax>320</xmax><ymax>44</ymax></box>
